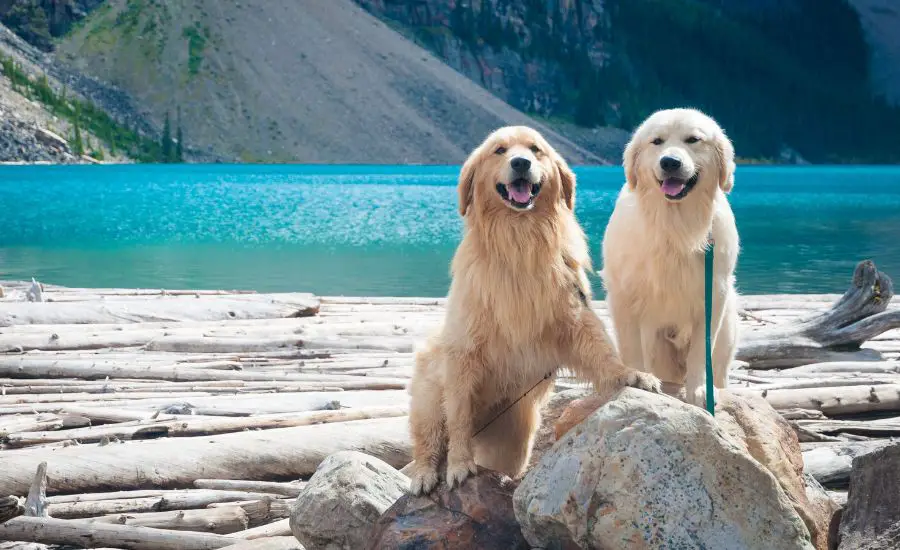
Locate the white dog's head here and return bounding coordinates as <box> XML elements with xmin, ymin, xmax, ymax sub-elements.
<box><xmin>623</xmin><ymin>108</ymin><xmax>735</xmax><ymax>202</ymax></box>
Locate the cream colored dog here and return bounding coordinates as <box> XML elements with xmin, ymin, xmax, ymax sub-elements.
<box><xmin>602</xmin><ymin>108</ymin><xmax>739</xmax><ymax>407</ymax></box>
<box><xmin>407</xmin><ymin>126</ymin><xmax>662</xmax><ymax>495</ymax></box>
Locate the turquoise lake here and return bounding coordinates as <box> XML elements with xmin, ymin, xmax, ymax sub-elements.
<box><xmin>1</xmin><ymin>164</ymin><xmax>899</xmax><ymax>297</ymax></box>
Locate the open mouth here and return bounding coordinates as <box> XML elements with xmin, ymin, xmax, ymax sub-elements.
<box><xmin>496</xmin><ymin>178</ymin><xmax>542</xmax><ymax>210</ymax></box>
<box><xmin>659</xmin><ymin>172</ymin><xmax>699</xmax><ymax>201</ymax></box>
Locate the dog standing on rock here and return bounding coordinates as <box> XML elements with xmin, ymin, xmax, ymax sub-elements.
<box><xmin>602</xmin><ymin>108</ymin><xmax>740</xmax><ymax>408</ymax></box>
<box><xmin>407</xmin><ymin>126</ymin><xmax>662</xmax><ymax>496</ymax></box>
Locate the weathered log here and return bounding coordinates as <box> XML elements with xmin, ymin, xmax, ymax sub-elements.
<box><xmin>764</xmin><ymin>361</ymin><xmax>900</xmax><ymax>376</ymax></box>
<box><xmin>207</xmin><ymin>498</ymin><xmax>292</xmax><ymax>526</ymax></box>
<box><xmin>223</xmin><ymin>536</ymin><xmax>303</xmax><ymax>550</ymax></box>
<box><xmin>0</xmin><ymin>516</ymin><xmax>235</xmax><ymax>549</ymax></box>
<box><xmin>0</xmin><ymin>414</ymin><xmax>79</xmax><ymax>437</ymax></box>
<box><xmin>0</xmin><ymin>357</ymin><xmax>408</xmax><ymax>386</ymax></box>
<box><xmin>80</xmin><ymin>506</ymin><xmax>250</xmax><ymax>534</ymax></box>
<box><xmin>22</xmin><ymin>464</ymin><xmax>47</xmax><ymax>518</ymax></box>
<box><xmin>194</xmin><ymin>480</ymin><xmax>305</xmax><ymax>498</ymax></box>
<box><xmin>0</xmin><ymin>293</ymin><xmax>319</xmax><ymax>327</ymax></box>
<box><xmin>745</xmin><ymin>377</ymin><xmax>900</xmax><ymax>392</ymax></box>
<box><xmin>0</xmin><ymin>417</ymin><xmax>411</xmax><ymax>496</ymax></box>
<box><xmin>795</xmin><ymin>417</ymin><xmax>900</xmax><ymax>437</ymax></box>
<box><xmin>731</xmin><ymin>384</ymin><xmax>900</xmax><ymax>415</ymax></box>
<box><xmin>5</xmin><ymin>406</ymin><xmax>408</xmax><ymax>448</ymax></box>
<box><xmin>0</xmin><ymin>497</ymin><xmax>22</xmax><ymax>524</ymax></box>
<box><xmin>46</xmin><ymin>490</ymin><xmax>283</xmax><ymax>519</ymax></box>
<box><xmin>736</xmin><ymin>261</ymin><xmax>900</xmax><ymax>369</ymax></box>
<box><xmin>802</xmin><ymin>440</ymin><xmax>893</xmax><ymax>488</ymax></box>
<box><xmin>226</xmin><ymin>518</ymin><xmax>292</xmax><ymax>540</ymax></box>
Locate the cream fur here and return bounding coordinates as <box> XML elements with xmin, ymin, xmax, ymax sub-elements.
<box><xmin>407</xmin><ymin>126</ymin><xmax>661</xmax><ymax>496</ymax></box>
<box><xmin>602</xmin><ymin>108</ymin><xmax>740</xmax><ymax>407</ymax></box>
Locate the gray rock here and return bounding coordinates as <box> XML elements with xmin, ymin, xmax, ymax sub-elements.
<box><xmin>289</xmin><ymin>451</ymin><xmax>408</xmax><ymax>550</ymax></box>
<box><xmin>838</xmin><ymin>443</ymin><xmax>900</xmax><ymax>550</ymax></box>
<box><xmin>513</xmin><ymin>387</ymin><xmax>815</xmax><ymax>550</ymax></box>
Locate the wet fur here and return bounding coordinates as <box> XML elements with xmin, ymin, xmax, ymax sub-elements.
<box><xmin>602</xmin><ymin>108</ymin><xmax>740</xmax><ymax>407</ymax></box>
<box><xmin>408</xmin><ymin>126</ymin><xmax>661</xmax><ymax>495</ymax></box>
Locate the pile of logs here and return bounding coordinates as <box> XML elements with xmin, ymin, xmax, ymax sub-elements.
<box><xmin>0</xmin><ymin>260</ymin><xmax>898</xmax><ymax>548</ymax></box>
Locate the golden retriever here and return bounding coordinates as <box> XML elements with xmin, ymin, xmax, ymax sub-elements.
<box><xmin>407</xmin><ymin>126</ymin><xmax>662</xmax><ymax>495</ymax></box>
<box><xmin>601</xmin><ymin>108</ymin><xmax>739</xmax><ymax>407</ymax></box>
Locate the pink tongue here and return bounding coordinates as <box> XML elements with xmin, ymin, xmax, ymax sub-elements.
<box><xmin>508</xmin><ymin>185</ymin><xmax>531</xmax><ymax>204</ymax></box>
<box><xmin>661</xmin><ymin>178</ymin><xmax>686</xmax><ymax>197</ymax></box>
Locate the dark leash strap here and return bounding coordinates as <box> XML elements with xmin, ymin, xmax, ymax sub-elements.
<box><xmin>471</xmin><ymin>256</ymin><xmax>588</xmax><ymax>437</ymax></box>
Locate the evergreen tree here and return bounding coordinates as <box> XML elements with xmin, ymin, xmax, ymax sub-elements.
<box><xmin>161</xmin><ymin>111</ymin><xmax>173</xmax><ymax>162</ymax></box>
<box><xmin>175</xmin><ymin>106</ymin><xmax>184</xmax><ymax>162</ymax></box>
<box><xmin>72</xmin><ymin>104</ymin><xmax>84</xmax><ymax>156</ymax></box>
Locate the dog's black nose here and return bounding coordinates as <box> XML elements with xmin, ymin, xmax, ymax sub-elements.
<box><xmin>660</xmin><ymin>156</ymin><xmax>682</xmax><ymax>172</ymax></box>
<box><xmin>511</xmin><ymin>157</ymin><xmax>531</xmax><ymax>173</ymax></box>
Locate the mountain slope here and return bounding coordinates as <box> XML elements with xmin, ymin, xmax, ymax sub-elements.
<box><xmin>849</xmin><ymin>0</ymin><xmax>900</xmax><ymax>106</ymax></box>
<box><xmin>55</xmin><ymin>0</ymin><xmax>606</xmax><ymax>164</ymax></box>
<box><xmin>356</xmin><ymin>0</ymin><xmax>900</xmax><ymax>164</ymax></box>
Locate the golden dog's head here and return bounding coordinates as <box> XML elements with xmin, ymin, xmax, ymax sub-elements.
<box><xmin>457</xmin><ymin>126</ymin><xmax>575</xmax><ymax>218</ymax></box>
<box><xmin>623</xmin><ymin>109</ymin><xmax>735</xmax><ymax>202</ymax></box>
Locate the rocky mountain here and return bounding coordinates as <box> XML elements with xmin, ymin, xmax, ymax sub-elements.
<box><xmin>52</xmin><ymin>0</ymin><xmax>605</xmax><ymax>164</ymax></box>
<box><xmin>3</xmin><ymin>0</ymin><xmax>900</xmax><ymax>164</ymax></box>
<box><xmin>355</xmin><ymin>0</ymin><xmax>900</xmax><ymax>164</ymax></box>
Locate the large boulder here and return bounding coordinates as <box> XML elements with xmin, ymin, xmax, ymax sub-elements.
<box><xmin>553</xmin><ymin>389</ymin><xmax>839</xmax><ymax>549</ymax></box>
<box><xmin>514</xmin><ymin>387</ymin><xmax>815</xmax><ymax>549</ymax></box>
<box><xmin>289</xmin><ymin>451</ymin><xmax>408</xmax><ymax>550</ymax></box>
<box><xmin>714</xmin><ymin>391</ymin><xmax>838</xmax><ymax>550</ymax></box>
<box><xmin>838</xmin><ymin>443</ymin><xmax>900</xmax><ymax>550</ymax></box>
<box><xmin>528</xmin><ymin>387</ymin><xmax>592</xmax><ymax>469</ymax></box>
<box><xmin>367</xmin><ymin>468</ymin><xmax>529</xmax><ymax>549</ymax></box>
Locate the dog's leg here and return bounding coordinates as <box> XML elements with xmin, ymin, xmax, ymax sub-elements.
<box><xmin>443</xmin><ymin>348</ymin><xmax>482</xmax><ymax>489</ymax></box>
<box><xmin>408</xmin><ymin>349</ymin><xmax>446</xmax><ymax>495</ymax></box>
<box><xmin>565</xmin><ymin>308</ymin><xmax>662</xmax><ymax>395</ymax></box>
<box><xmin>608</xmin><ymin>300</ymin><xmax>644</xmax><ymax>371</ymax></box>
<box><xmin>712</xmin><ymin>291</ymin><xmax>739</xmax><ymax>388</ymax></box>
<box><xmin>473</xmin><ymin>380</ymin><xmax>551</xmax><ymax>478</ymax></box>
<box><xmin>686</xmin><ymin>285</ymin><xmax>733</xmax><ymax>406</ymax></box>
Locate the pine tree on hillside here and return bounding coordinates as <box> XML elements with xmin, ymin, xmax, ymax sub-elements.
<box><xmin>175</xmin><ymin>107</ymin><xmax>184</xmax><ymax>162</ymax></box>
<box><xmin>161</xmin><ymin>112</ymin><xmax>173</xmax><ymax>163</ymax></box>
<box><xmin>72</xmin><ymin>104</ymin><xmax>84</xmax><ymax>156</ymax></box>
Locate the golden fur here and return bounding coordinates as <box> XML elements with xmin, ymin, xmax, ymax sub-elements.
<box><xmin>601</xmin><ymin>108</ymin><xmax>740</xmax><ymax>407</ymax></box>
<box><xmin>407</xmin><ymin>126</ymin><xmax>661</xmax><ymax>495</ymax></box>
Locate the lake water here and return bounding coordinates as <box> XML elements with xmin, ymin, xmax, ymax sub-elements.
<box><xmin>1</xmin><ymin>164</ymin><xmax>899</xmax><ymax>297</ymax></box>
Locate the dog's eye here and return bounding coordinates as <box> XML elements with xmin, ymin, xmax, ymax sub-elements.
<box><xmin>651</xmin><ymin>138</ymin><xmax>664</xmax><ymax>145</ymax></box>
<box><xmin>530</xmin><ymin>145</ymin><xmax>541</xmax><ymax>154</ymax></box>
<box><xmin>494</xmin><ymin>146</ymin><xmax>507</xmax><ymax>155</ymax></box>
<box><xmin>685</xmin><ymin>136</ymin><xmax>701</xmax><ymax>144</ymax></box>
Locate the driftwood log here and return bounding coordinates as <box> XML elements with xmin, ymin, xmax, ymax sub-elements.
<box><xmin>46</xmin><ymin>490</ymin><xmax>287</xmax><ymax>519</ymax></box>
<box><xmin>0</xmin><ymin>293</ymin><xmax>319</xmax><ymax>327</ymax></box>
<box><xmin>0</xmin><ymin>417</ymin><xmax>411</xmax><ymax>496</ymax></box>
<box><xmin>77</xmin><ymin>506</ymin><xmax>251</xmax><ymax>534</ymax></box>
<box><xmin>0</xmin><ymin>497</ymin><xmax>22</xmax><ymax>525</ymax></box>
<box><xmin>0</xmin><ymin>516</ymin><xmax>236</xmax><ymax>550</ymax></box>
<box><xmin>737</xmin><ymin>261</ymin><xmax>900</xmax><ymax>369</ymax></box>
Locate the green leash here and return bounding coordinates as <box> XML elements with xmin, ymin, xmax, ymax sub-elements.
<box><xmin>704</xmin><ymin>232</ymin><xmax>715</xmax><ymax>416</ymax></box>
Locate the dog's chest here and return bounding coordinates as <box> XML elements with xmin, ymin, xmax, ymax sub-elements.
<box><xmin>629</xmin><ymin>248</ymin><xmax>705</xmax><ymax>322</ymax></box>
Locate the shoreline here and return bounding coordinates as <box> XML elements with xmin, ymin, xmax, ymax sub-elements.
<box><xmin>0</xmin><ymin>279</ymin><xmax>897</xmax><ymax>546</ymax></box>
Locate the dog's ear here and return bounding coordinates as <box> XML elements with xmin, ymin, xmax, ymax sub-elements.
<box><xmin>622</xmin><ymin>135</ymin><xmax>640</xmax><ymax>190</ymax></box>
<box><xmin>555</xmin><ymin>153</ymin><xmax>576</xmax><ymax>210</ymax></box>
<box><xmin>457</xmin><ymin>150</ymin><xmax>478</xmax><ymax>217</ymax></box>
<box><xmin>715</xmin><ymin>130</ymin><xmax>736</xmax><ymax>193</ymax></box>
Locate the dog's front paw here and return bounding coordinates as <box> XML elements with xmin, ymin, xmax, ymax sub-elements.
<box><xmin>625</xmin><ymin>370</ymin><xmax>662</xmax><ymax>394</ymax></box>
<box><xmin>689</xmin><ymin>385</ymin><xmax>719</xmax><ymax>410</ymax></box>
<box><xmin>409</xmin><ymin>464</ymin><xmax>440</xmax><ymax>496</ymax></box>
<box><xmin>445</xmin><ymin>454</ymin><xmax>477</xmax><ymax>489</ymax></box>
